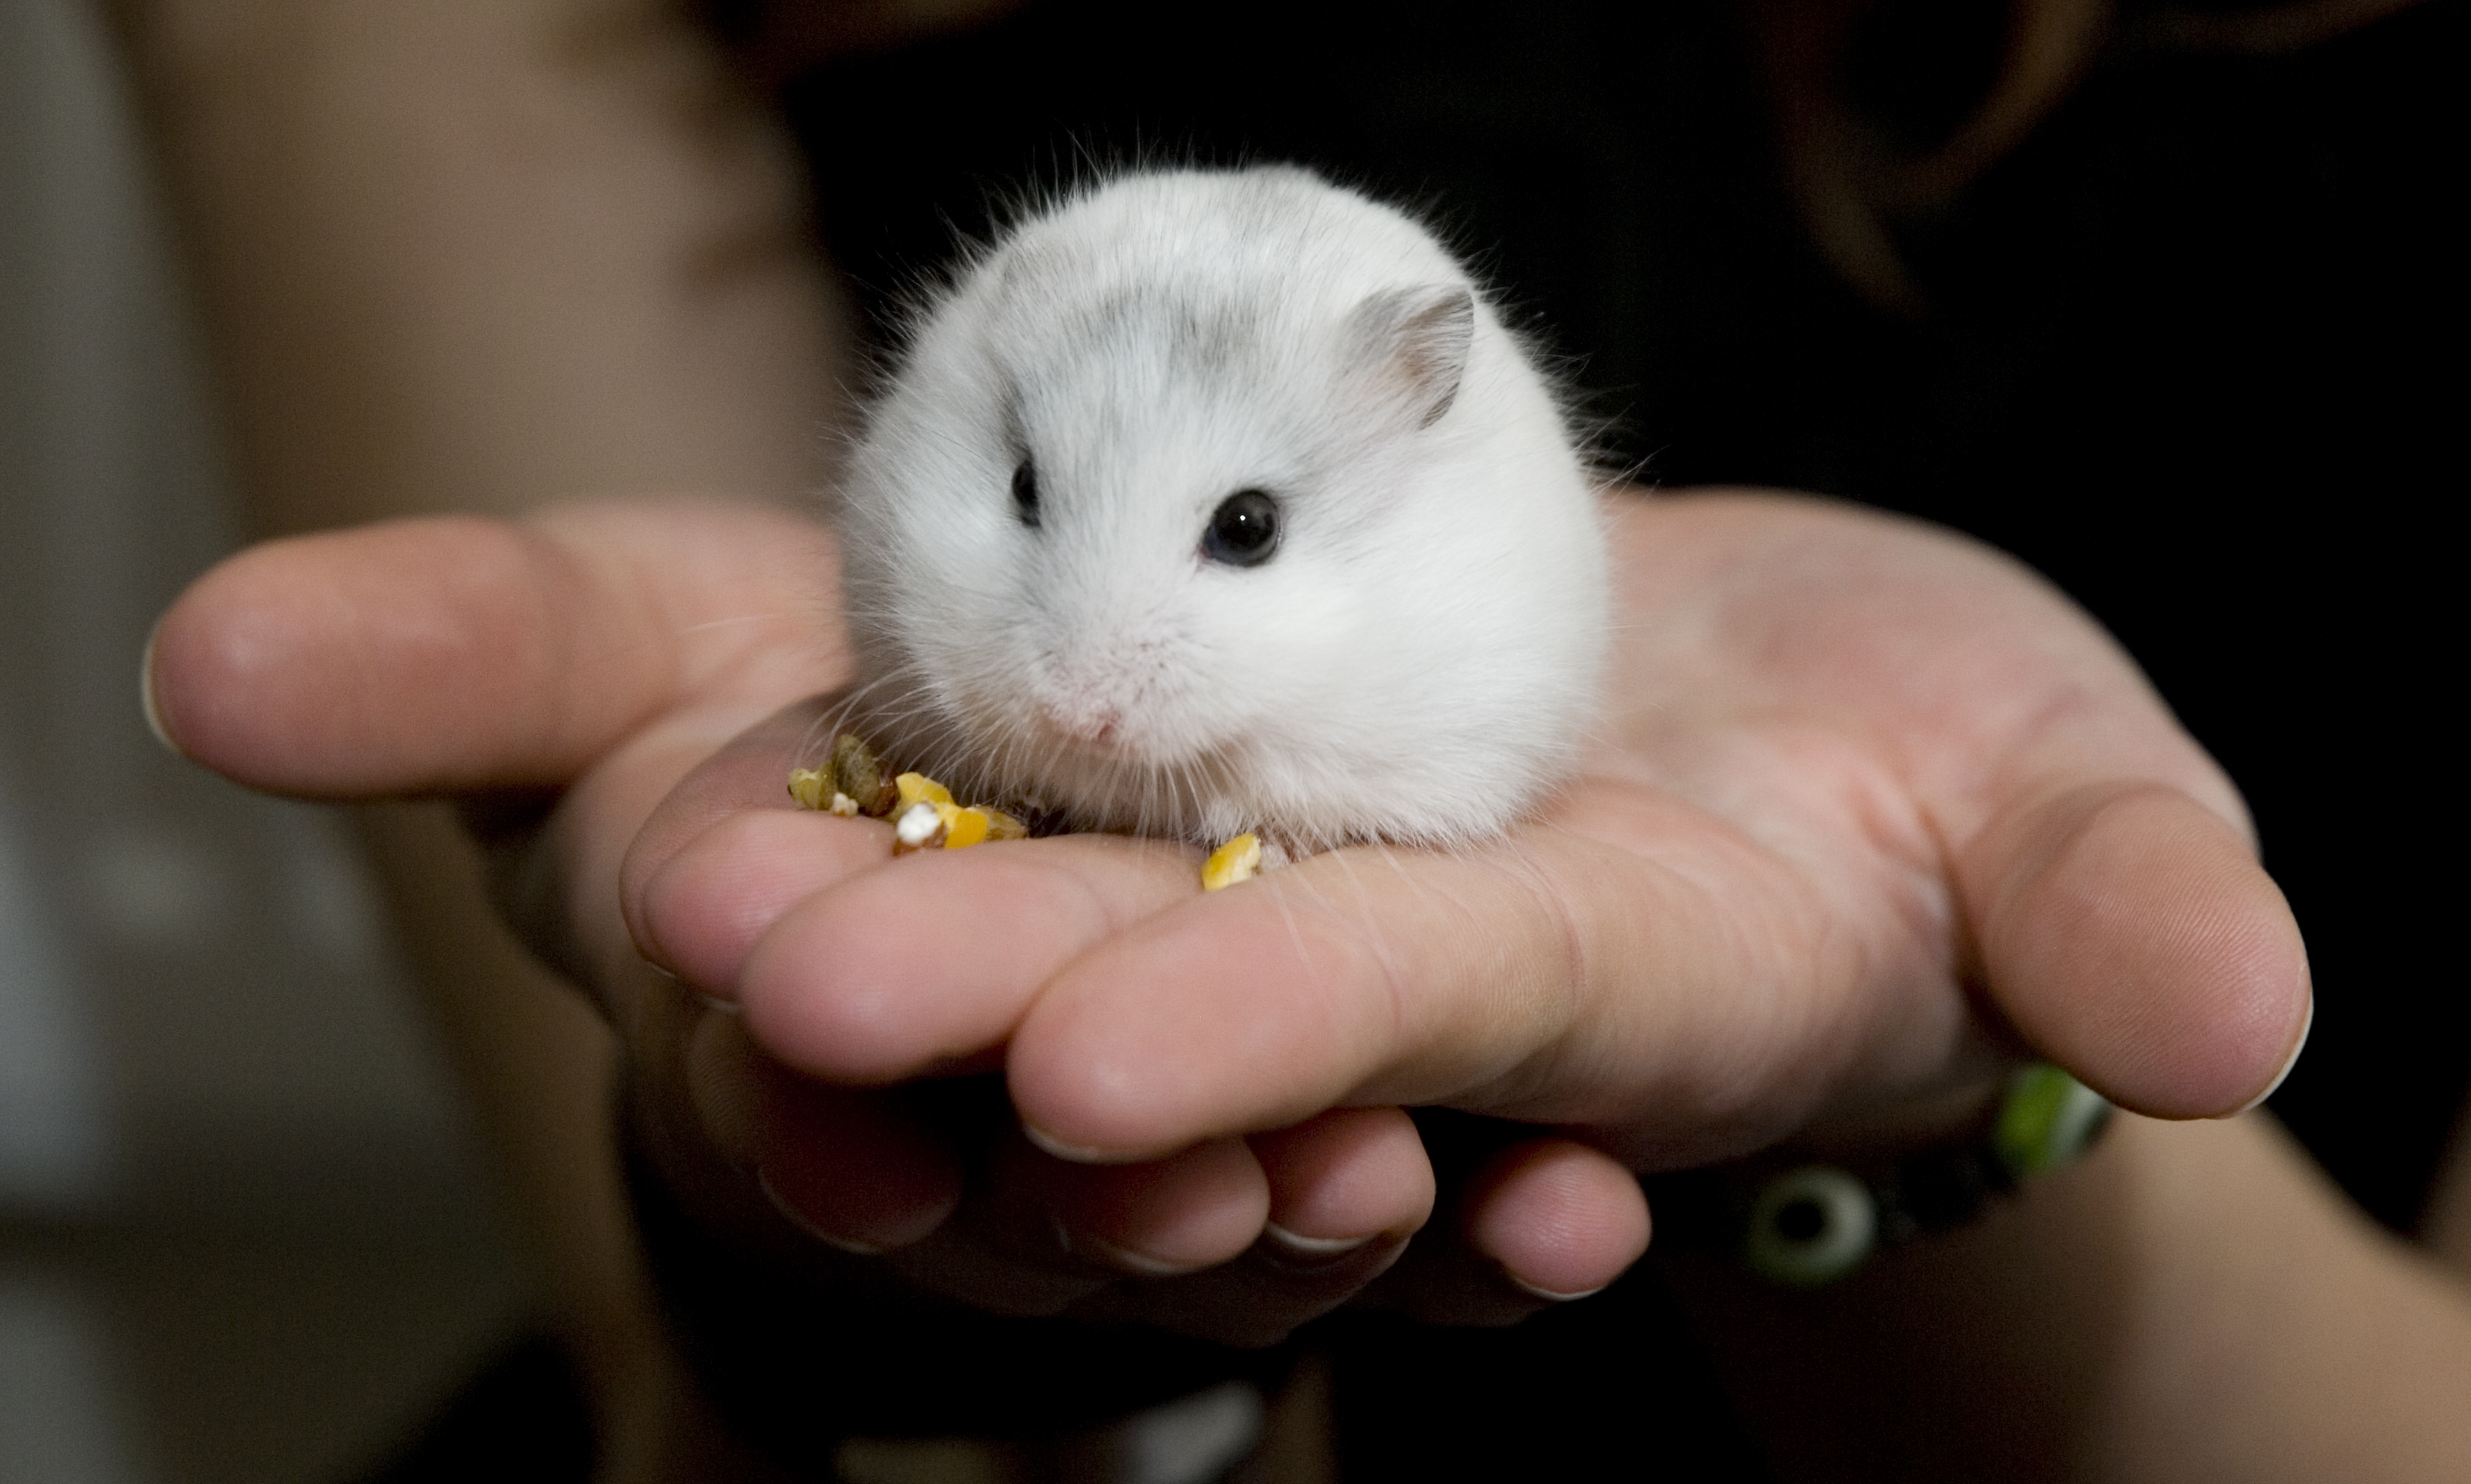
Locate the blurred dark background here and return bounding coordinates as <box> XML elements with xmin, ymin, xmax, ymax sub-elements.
<box><xmin>2</xmin><ymin>2</ymin><xmax>538</xmax><ymax>1480</ymax></box>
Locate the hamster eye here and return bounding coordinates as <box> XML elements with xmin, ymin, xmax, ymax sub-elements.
<box><xmin>1011</xmin><ymin>458</ymin><xmax>1040</xmax><ymax>528</ymax></box>
<box><xmin>1202</xmin><ymin>489</ymin><xmax>1280</xmax><ymax>568</ymax></box>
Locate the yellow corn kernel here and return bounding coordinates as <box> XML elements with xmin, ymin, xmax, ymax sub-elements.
<box><xmin>982</xmin><ymin>809</ymin><xmax>1029</xmax><ymax>841</ymax></box>
<box><xmin>1202</xmin><ymin>833</ymin><xmax>1263</xmax><ymax>891</ymax></box>
<box><xmin>787</xmin><ymin>767</ymin><xmax>829</xmax><ymax>811</ymax></box>
<box><xmin>895</xmin><ymin>772</ymin><xmax>954</xmax><ymax>812</ymax></box>
<box><xmin>941</xmin><ymin>806</ymin><xmax>993</xmax><ymax>849</ymax></box>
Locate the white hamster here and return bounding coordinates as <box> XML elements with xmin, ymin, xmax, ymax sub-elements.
<box><xmin>829</xmin><ymin>165</ymin><xmax>1609</xmax><ymax>854</ymax></box>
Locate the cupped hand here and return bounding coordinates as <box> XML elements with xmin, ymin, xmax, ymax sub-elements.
<box><xmin>146</xmin><ymin>488</ymin><xmax>2310</xmax><ymax>1342</ymax></box>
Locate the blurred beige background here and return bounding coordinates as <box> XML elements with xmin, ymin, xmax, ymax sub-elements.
<box><xmin>0</xmin><ymin>1</ymin><xmax>538</xmax><ymax>1479</ymax></box>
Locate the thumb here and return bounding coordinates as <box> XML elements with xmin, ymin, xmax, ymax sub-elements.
<box><xmin>1965</xmin><ymin>782</ymin><xmax>2311</xmax><ymax>1119</ymax></box>
<box><xmin>144</xmin><ymin>501</ymin><xmax>837</xmax><ymax>798</ymax></box>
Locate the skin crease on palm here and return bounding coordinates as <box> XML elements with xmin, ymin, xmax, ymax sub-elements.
<box><xmin>144</xmin><ymin>488</ymin><xmax>2311</xmax><ymax>1342</ymax></box>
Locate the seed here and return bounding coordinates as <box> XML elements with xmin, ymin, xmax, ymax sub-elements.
<box><xmin>895</xmin><ymin>772</ymin><xmax>955</xmax><ymax>813</ymax></box>
<box><xmin>892</xmin><ymin>801</ymin><xmax>948</xmax><ymax>854</ymax></box>
<box><xmin>832</xmin><ymin>733</ymin><xmax>899</xmax><ymax>817</ymax></box>
<box><xmin>941</xmin><ymin>806</ymin><xmax>991</xmax><ymax>849</ymax></box>
<box><xmin>791</xmin><ymin>736</ymin><xmax>1035</xmax><ymax>858</ymax></box>
<box><xmin>1202</xmin><ymin>833</ymin><xmax>1264</xmax><ymax>890</ymax></box>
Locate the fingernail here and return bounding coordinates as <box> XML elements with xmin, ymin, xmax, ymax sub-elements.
<box><xmin>1505</xmin><ymin>1272</ymin><xmax>1605</xmax><ymax>1303</ymax></box>
<box><xmin>1080</xmin><ymin>1234</ymin><xmax>1212</xmax><ymax>1278</ymax></box>
<box><xmin>1049</xmin><ymin>1213</ymin><xmax>1210</xmax><ymax>1278</ymax></box>
<box><xmin>2227</xmin><ymin>992</ymin><xmax>2314</xmax><ymax>1117</ymax></box>
<box><xmin>1256</xmin><ymin>1223</ymin><xmax>1375</xmax><ymax>1273</ymax></box>
<box><xmin>138</xmin><ymin>620</ymin><xmax>181</xmax><ymax>757</ymax></box>
<box><xmin>1265</xmin><ymin>1223</ymin><xmax>1374</xmax><ymax>1258</ymax></box>
<box><xmin>758</xmin><ymin>1168</ymin><xmax>883</xmax><ymax>1257</ymax></box>
<box><xmin>1022</xmin><ymin>1120</ymin><xmax>1129</xmax><ymax>1165</ymax></box>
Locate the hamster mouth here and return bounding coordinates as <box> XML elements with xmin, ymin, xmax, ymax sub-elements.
<box><xmin>1056</xmin><ymin>711</ymin><xmax>1123</xmax><ymax>749</ymax></box>
<box><xmin>1026</xmin><ymin>690</ymin><xmax>1126</xmax><ymax>748</ymax></box>
<box><xmin>1036</xmin><ymin>726</ymin><xmax>1162</xmax><ymax>773</ymax></box>
<box><xmin>1021</xmin><ymin>726</ymin><xmax>1247</xmax><ymax>825</ymax></box>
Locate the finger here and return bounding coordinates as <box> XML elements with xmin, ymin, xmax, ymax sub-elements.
<box><xmin>634</xmin><ymin>792</ymin><xmax>894</xmax><ymax>993</ymax></box>
<box><xmin>1043</xmin><ymin>1136</ymin><xmax>1272</xmax><ymax>1276</ymax></box>
<box><xmin>874</xmin><ymin>1130</ymin><xmax>1237</xmax><ymax>1320</ymax></box>
<box><xmin>747</xmin><ymin>1059</ymin><xmax>968</xmax><ymax>1255</ymax></box>
<box><xmin>144</xmin><ymin>501</ymin><xmax>837</xmax><ymax>797</ymax></box>
<box><xmin>617</xmin><ymin>691</ymin><xmax>857</xmax><ymax>959</ymax></box>
<box><xmin>735</xmin><ymin>834</ymin><xmax>1203</xmax><ymax>1086</ymax></box>
<box><xmin>1002</xmin><ymin>795</ymin><xmax>1864</xmax><ymax>1167</ymax></box>
<box><xmin>1252</xmin><ymin>1106</ymin><xmax>1436</xmax><ymax>1255</ymax></box>
<box><xmin>981</xmin><ymin>1111</ymin><xmax>1436</xmax><ymax>1347</ymax></box>
<box><xmin>1459</xmin><ymin>1139</ymin><xmax>1652</xmax><ymax>1300</ymax></box>
<box><xmin>672</xmin><ymin>961</ymin><xmax>1112</xmax><ymax>1317</ymax></box>
<box><xmin>1357</xmin><ymin>1136</ymin><xmax>1651</xmax><ymax>1328</ymax></box>
<box><xmin>680</xmin><ymin>968</ymin><xmax>970</xmax><ymax>1256</ymax></box>
<box><xmin>1084</xmin><ymin>1109</ymin><xmax>1434</xmax><ymax>1345</ymax></box>
<box><xmin>1964</xmin><ymin>783</ymin><xmax>2311</xmax><ymax>1118</ymax></box>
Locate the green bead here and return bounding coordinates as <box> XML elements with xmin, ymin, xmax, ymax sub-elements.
<box><xmin>1994</xmin><ymin>1062</ymin><xmax>2113</xmax><ymax>1179</ymax></box>
<box><xmin>1743</xmin><ymin>1165</ymin><xmax>1876</xmax><ymax>1287</ymax></box>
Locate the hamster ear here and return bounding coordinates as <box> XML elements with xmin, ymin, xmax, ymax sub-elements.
<box><xmin>1344</xmin><ymin>284</ymin><xmax>1475</xmax><ymax>431</ymax></box>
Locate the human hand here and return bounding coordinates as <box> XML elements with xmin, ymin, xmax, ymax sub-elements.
<box><xmin>147</xmin><ymin>488</ymin><xmax>2308</xmax><ymax>1346</ymax></box>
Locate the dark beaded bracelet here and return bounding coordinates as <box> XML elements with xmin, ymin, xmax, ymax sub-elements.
<box><xmin>1644</xmin><ymin>1063</ymin><xmax>2114</xmax><ymax>1287</ymax></box>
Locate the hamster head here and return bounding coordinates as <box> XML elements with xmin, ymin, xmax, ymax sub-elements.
<box><xmin>834</xmin><ymin>167</ymin><xmax>1609</xmax><ymax>850</ymax></box>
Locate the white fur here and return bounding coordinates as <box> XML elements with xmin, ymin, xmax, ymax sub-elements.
<box><xmin>831</xmin><ymin>166</ymin><xmax>1610</xmax><ymax>851</ymax></box>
